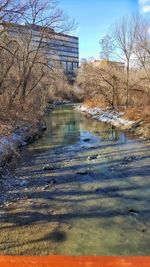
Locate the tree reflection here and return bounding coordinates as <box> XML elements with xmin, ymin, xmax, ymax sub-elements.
<box><xmin>45</xmin><ymin>106</ymin><xmax>80</xmax><ymax>147</ymax></box>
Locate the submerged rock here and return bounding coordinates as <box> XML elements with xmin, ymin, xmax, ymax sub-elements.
<box><xmin>20</xmin><ymin>180</ymin><xmax>28</xmax><ymax>187</ymax></box>
<box><xmin>43</xmin><ymin>184</ymin><xmax>50</xmax><ymax>190</ymax></box>
<box><xmin>43</xmin><ymin>179</ymin><xmax>57</xmax><ymax>190</ymax></box>
<box><xmin>128</xmin><ymin>209</ymin><xmax>138</xmax><ymax>216</ymax></box>
<box><xmin>43</xmin><ymin>165</ymin><xmax>56</xmax><ymax>171</ymax></box>
<box><xmin>141</xmin><ymin>228</ymin><xmax>147</xmax><ymax>233</ymax></box>
<box><xmin>123</xmin><ymin>156</ymin><xmax>137</xmax><ymax>163</ymax></box>
<box><xmin>95</xmin><ymin>188</ymin><xmax>101</xmax><ymax>193</ymax></box>
<box><xmin>47</xmin><ymin>179</ymin><xmax>57</xmax><ymax>185</ymax></box>
<box><xmin>76</xmin><ymin>170</ymin><xmax>89</xmax><ymax>175</ymax></box>
<box><xmin>88</xmin><ymin>155</ymin><xmax>99</xmax><ymax>160</ymax></box>
<box><xmin>83</xmin><ymin>138</ymin><xmax>91</xmax><ymax>142</ymax></box>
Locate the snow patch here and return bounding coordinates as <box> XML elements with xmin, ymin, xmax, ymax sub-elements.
<box><xmin>77</xmin><ymin>105</ymin><xmax>136</xmax><ymax>130</ymax></box>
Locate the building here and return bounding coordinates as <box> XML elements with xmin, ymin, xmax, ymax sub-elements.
<box><xmin>93</xmin><ymin>59</ymin><xmax>125</xmax><ymax>71</ymax></box>
<box><xmin>3</xmin><ymin>23</ymin><xmax>79</xmax><ymax>81</ymax></box>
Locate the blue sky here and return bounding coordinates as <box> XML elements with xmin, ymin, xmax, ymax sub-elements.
<box><xmin>59</xmin><ymin>0</ymin><xmax>150</xmax><ymax>60</ymax></box>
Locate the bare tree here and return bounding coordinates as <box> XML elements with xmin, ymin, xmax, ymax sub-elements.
<box><xmin>77</xmin><ymin>15</ymin><xmax>150</xmax><ymax>114</ymax></box>
<box><xmin>99</xmin><ymin>34</ymin><xmax>115</xmax><ymax>61</ymax></box>
<box><xmin>77</xmin><ymin>60</ymin><xmax>124</xmax><ymax>108</ymax></box>
<box><xmin>0</xmin><ymin>0</ymin><xmax>76</xmax><ymax>107</ymax></box>
<box><xmin>134</xmin><ymin>15</ymin><xmax>150</xmax><ymax>99</ymax></box>
<box><xmin>0</xmin><ymin>0</ymin><xmax>27</xmax><ymax>25</ymax></box>
<box><xmin>113</xmin><ymin>16</ymin><xmax>137</xmax><ymax>107</ymax></box>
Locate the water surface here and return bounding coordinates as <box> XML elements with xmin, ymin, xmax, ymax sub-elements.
<box><xmin>0</xmin><ymin>105</ymin><xmax>150</xmax><ymax>255</ymax></box>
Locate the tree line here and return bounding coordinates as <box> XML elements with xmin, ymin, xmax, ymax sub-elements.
<box><xmin>77</xmin><ymin>15</ymin><xmax>150</xmax><ymax>111</ymax></box>
<box><xmin>0</xmin><ymin>0</ymin><xmax>76</xmax><ymax>116</ymax></box>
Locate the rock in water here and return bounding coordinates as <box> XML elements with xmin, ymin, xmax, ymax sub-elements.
<box><xmin>83</xmin><ymin>138</ymin><xmax>91</xmax><ymax>142</ymax></box>
<box><xmin>43</xmin><ymin>165</ymin><xmax>55</xmax><ymax>171</ymax></box>
<box><xmin>88</xmin><ymin>155</ymin><xmax>98</xmax><ymax>160</ymax></box>
<box><xmin>128</xmin><ymin>209</ymin><xmax>138</xmax><ymax>215</ymax></box>
<box><xmin>123</xmin><ymin>156</ymin><xmax>137</xmax><ymax>163</ymax></box>
<box><xmin>20</xmin><ymin>180</ymin><xmax>27</xmax><ymax>187</ymax></box>
<box><xmin>77</xmin><ymin>170</ymin><xmax>89</xmax><ymax>175</ymax></box>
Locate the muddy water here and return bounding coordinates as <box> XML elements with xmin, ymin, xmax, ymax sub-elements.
<box><xmin>0</xmin><ymin>105</ymin><xmax>150</xmax><ymax>255</ymax></box>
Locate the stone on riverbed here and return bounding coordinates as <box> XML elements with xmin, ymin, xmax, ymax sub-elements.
<box><xmin>88</xmin><ymin>155</ymin><xmax>99</xmax><ymax>160</ymax></box>
<box><xmin>43</xmin><ymin>184</ymin><xmax>50</xmax><ymax>190</ymax></box>
<box><xmin>76</xmin><ymin>170</ymin><xmax>89</xmax><ymax>175</ymax></box>
<box><xmin>122</xmin><ymin>156</ymin><xmax>138</xmax><ymax>164</ymax></box>
<box><xmin>43</xmin><ymin>165</ymin><xmax>56</xmax><ymax>171</ymax></box>
<box><xmin>83</xmin><ymin>138</ymin><xmax>91</xmax><ymax>142</ymax></box>
<box><xmin>128</xmin><ymin>209</ymin><xmax>138</xmax><ymax>216</ymax></box>
<box><xmin>43</xmin><ymin>179</ymin><xmax>57</xmax><ymax>190</ymax></box>
<box><xmin>19</xmin><ymin>180</ymin><xmax>28</xmax><ymax>187</ymax></box>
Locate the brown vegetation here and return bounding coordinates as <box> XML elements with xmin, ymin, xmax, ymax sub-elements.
<box><xmin>123</xmin><ymin>106</ymin><xmax>150</xmax><ymax>123</ymax></box>
<box><xmin>76</xmin><ymin>15</ymin><xmax>150</xmax><ymax>134</ymax></box>
<box><xmin>0</xmin><ymin>0</ymin><xmax>76</xmax><ymax>137</ymax></box>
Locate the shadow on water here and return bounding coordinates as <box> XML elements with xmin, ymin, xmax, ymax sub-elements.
<box><xmin>29</xmin><ymin>229</ymin><xmax>67</xmax><ymax>244</ymax></box>
<box><xmin>0</xmin><ymin>105</ymin><xmax>150</xmax><ymax>256</ymax></box>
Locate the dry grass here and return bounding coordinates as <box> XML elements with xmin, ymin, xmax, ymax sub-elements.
<box><xmin>0</xmin><ymin>102</ymin><xmax>42</xmax><ymax>137</ymax></box>
<box><xmin>83</xmin><ymin>96</ymin><xmax>108</xmax><ymax>109</ymax></box>
<box><xmin>83</xmin><ymin>97</ymin><xmax>150</xmax><ymax>125</ymax></box>
<box><xmin>123</xmin><ymin>106</ymin><xmax>150</xmax><ymax>123</ymax></box>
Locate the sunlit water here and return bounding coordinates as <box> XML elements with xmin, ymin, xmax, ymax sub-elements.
<box><xmin>0</xmin><ymin>105</ymin><xmax>150</xmax><ymax>255</ymax></box>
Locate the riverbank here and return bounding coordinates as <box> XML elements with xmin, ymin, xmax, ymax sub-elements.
<box><xmin>0</xmin><ymin>99</ymin><xmax>75</xmax><ymax>170</ymax></box>
<box><xmin>0</xmin><ymin>114</ymin><xmax>46</xmax><ymax>204</ymax></box>
<box><xmin>0</xmin><ymin>115</ymin><xmax>46</xmax><ymax>170</ymax></box>
<box><xmin>77</xmin><ymin>105</ymin><xmax>150</xmax><ymax>140</ymax></box>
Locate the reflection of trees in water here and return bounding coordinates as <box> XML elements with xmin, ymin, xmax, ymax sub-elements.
<box><xmin>43</xmin><ymin>106</ymin><xmax>127</xmax><ymax>147</ymax></box>
<box><xmin>99</xmin><ymin>125</ymin><xmax>127</xmax><ymax>143</ymax></box>
<box><xmin>101</xmin><ymin>125</ymin><xmax>119</xmax><ymax>141</ymax></box>
<box><xmin>46</xmin><ymin>107</ymin><xmax>80</xmax><ymax>146</ymax></box>
<box><xmin>81</xmin><ymin>117</ymin><xmax>126</xmax><ymax>142</ymax></box>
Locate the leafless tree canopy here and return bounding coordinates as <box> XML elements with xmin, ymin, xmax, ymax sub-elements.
<box><xmin>77</xmin><ymin>15</ymin><xmax>150</xmax><ymax>111</ymax></box>
<box><xmin>99</xmin><ymin>34</ymin><xmax>115</xmax><ymax>61</ymax></box>
<box><xmin>0</xmin><ymin>0</ymin><xmax>77</xmax><ymax>114</ymax></box>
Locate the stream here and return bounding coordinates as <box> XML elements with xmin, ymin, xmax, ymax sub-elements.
<box><xmin>0</xmin><ymin>104</ymin><xmax>150</xmax><ymax>255</ymax></box>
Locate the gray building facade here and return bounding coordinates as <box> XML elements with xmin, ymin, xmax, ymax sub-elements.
<box><xmin>4</xmin><ymin>23</ymin><xmax>79</xmax><ymax>81</ymax></box>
